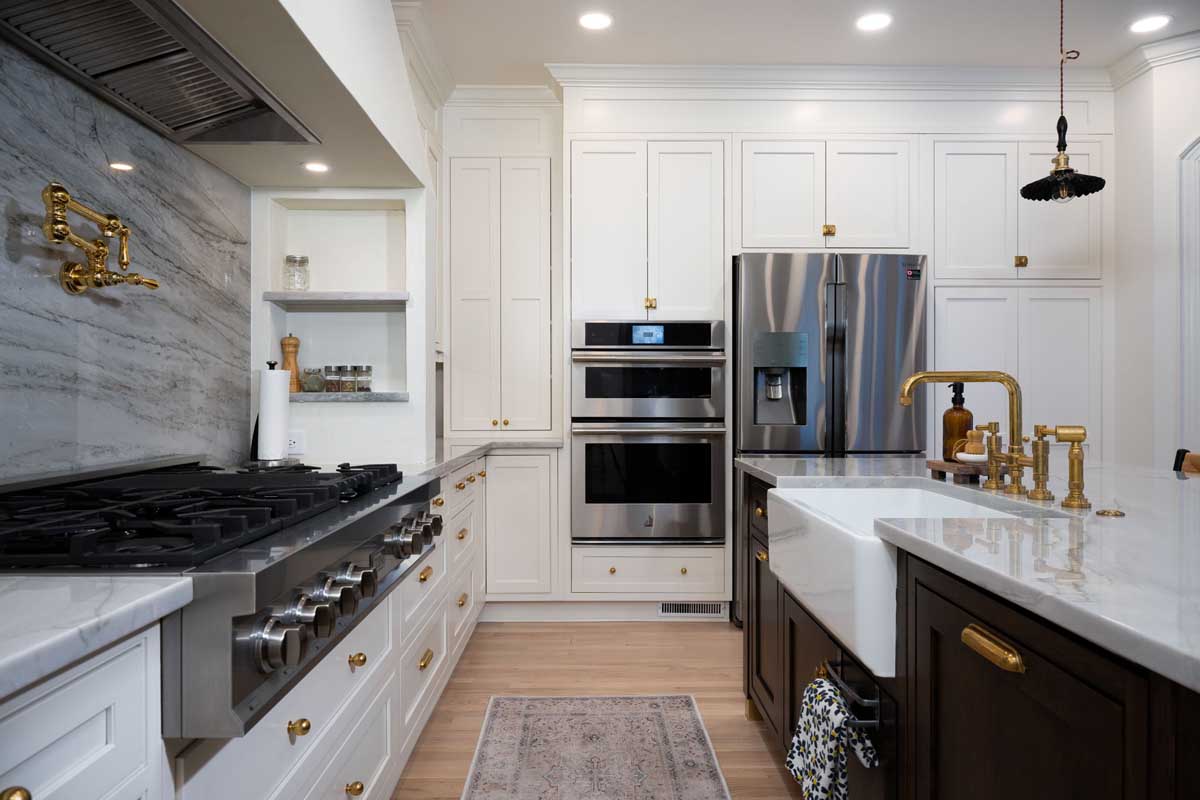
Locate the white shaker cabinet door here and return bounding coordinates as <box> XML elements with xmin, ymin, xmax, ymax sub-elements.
<box><xmin>449</xmin><ymin>157</ymin><xmax>503</xmax><ymax>431</ymax></box>
<box><xmin>648</xmin><ymin>141</ymin><xmax>724</xmax><ymax>320</ymax></box>
<box><xmin>1018</xmin><ymin>141</ymin><xmax>1104</xmax><ymax>279</ymax></box>
<box><xmin>500</xmin><ymin>157</ymin><xmax>552</xmax><ymax>430</ymax></box>
<box><xmin>933</xmin><ymin>140</ymin><xmax>1020</xmax><ymax>280</ymax></box>
<box><xmin>485</xmin><ymin>453</ymin><xmax>553</xmax><ymax>595</ymax></box>
<box><xmin>571</xmin><ymin>140</ymin><xmax>648</xmax><ymax>320</ymax></box>
<box><xmin>826</xmin><ymin>138</ymin><xmax>913</xmax><ymax>249</ymax></box>
<box><xmin>741</xmin><ymin>140</ymin><xmax>826</xmax><ymax>249</ymax></box>
<box><xmin>1018</xmin><ymin>288</ymin><xmax>1103</xmax><ymax>455</ymax></box>
<box><xmin>934</xmin><ymin>287</ymin><xmax>1020</xmax><ymax>440</ymax></box>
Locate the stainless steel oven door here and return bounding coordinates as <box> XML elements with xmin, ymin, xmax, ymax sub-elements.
<box><xmin>571</xmin><ymin>422</ymin><xmax>725</xmax><ymax>543</ymax></box>
<box><xmin>571</xmin><ymin>352</ymin><xmax>726</xmax><ymax>419</ymax></box>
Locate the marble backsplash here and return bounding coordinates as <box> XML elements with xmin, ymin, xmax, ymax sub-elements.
<box><xmin>0</xmin><ymin>39</ymin><xmax>251</xmax><ymax>478</ymax></box>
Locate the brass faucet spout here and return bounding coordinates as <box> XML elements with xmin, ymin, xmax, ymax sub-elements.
<box><xmin>898</xmin><ymin>370</ymin><xmax>1023</xmax><ymax>450</ymax></box>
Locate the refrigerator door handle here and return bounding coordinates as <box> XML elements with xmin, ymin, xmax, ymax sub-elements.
<box><xmin>824</xmin><ymin>278</ymin><xmax>839</xmax><ymax>455</ymax></box>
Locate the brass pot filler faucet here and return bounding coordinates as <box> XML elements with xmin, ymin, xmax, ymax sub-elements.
<box><xmin>899</xmin><ymin>371</ymin><xmax>1090</xmax><ymax>510</ymax></box>
<box><xmin>40</xmin><ymin>182</ymin><xmax>159</xmax><ymax>295</ymax></box>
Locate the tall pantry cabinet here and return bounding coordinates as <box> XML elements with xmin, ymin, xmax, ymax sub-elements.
<box><xmin>448</xmin><ymin>156</ymin><xmax>552</xmax><ymax>432</ymax></box>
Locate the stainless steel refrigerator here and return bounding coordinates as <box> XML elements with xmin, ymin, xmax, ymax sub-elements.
<box><xmin>731</xmin><ymin>252</ymin><xmax>926</xmax><ymax>628</ymax></box>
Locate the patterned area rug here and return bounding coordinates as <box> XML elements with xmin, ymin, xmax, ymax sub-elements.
<box><xmin>461</xmin><ymin>695</ymin><xmax>732</xmax><ymax>800</ymax></box>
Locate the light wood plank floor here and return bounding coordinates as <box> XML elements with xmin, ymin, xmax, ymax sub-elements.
<box><xmin>390</xmin><ymin>621</ymin><xmax>804</xmax><ymax>799</ymax></box>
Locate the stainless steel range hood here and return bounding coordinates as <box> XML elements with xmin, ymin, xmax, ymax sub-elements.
<box><xmin>0</xmin><ymin>0</ymin><xmax>319</xmax><ymax>145</ymax></box>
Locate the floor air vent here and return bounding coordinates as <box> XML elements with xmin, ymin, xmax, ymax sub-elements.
<box><xmin>659</xmin><ymin>602</ymin><xmax>727</xmax><ymax>619</ymax></box>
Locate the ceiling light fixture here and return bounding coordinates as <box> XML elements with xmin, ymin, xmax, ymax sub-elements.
<box><xmin>1129</xmin><ymin>15</ymin><xmax>1171</xmax><ymax>33</ymax></box>
<box><xmin>579</xmin><ymin>11</ymin><xmax>612</xmax><ymax>30</ymax></box>
<box><xmin>109</xmin><ymin>162</ymin><xmax>134</xmax><ymax>171</ymax></box>
<box><xmin>303</xmin><ymin>162</ymin><xmax>330</xmax><ymax>173</ymax></box>
<box><xmin>855</xmin><ymin>12</ymin><xmax>892</xmax><ymax>32</ymax></box>
<box><xmin>1020</xmin><ymin>0</ymin><xmax>1105</xmax><ymax>203</ymax></box>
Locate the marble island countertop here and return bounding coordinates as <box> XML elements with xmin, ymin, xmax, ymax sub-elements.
<box><xmin>0</xmin><ymin>575</ymin><xmax>192</xmax><ymax>700</ymax></box>
<box><xmin>737</xmin><ymin>454</ymin><xmax>1200</xmax><ymax>693</ymax></box>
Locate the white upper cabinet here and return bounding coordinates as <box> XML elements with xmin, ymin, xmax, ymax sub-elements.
<box><xmin>449</xmin><ymin>157</ymin><xmax>502</xmax><ymax>431</ymax></box>
<box><xmin>571</xmin><ymin>140</ymin><xmax>648</xmax><ymax>319</ymax></box>
<box><xmin>1018</xmin><ymin>141</ymin><xmax>1103</xmax><ymax>279</ymax></box>
<box><xmin>934</xmin><ymin>287</ymin><xmax>1021</xmax><ymax>436</ymax></box>
<box><xmin>825</xmin><ymin>138</ymin><xmax>913</xmax><ymax>249</ymax></box>
<box><xmin>500</xmin><ymin>158</ymin><xmax>552</xmax><ymax>430</ymax></box>
<box><xmin>741</xmin><ymin>140</ymin><xmax>826</xmax><ymax>249</ymax></box>
<box><xmin>933</xmin><ymin>140</ymin><xmax>1020</xmax><ymax>280</ymax></box>
<box><xmin>648</xmin><ymin>141</ymin><xmax>725</xmax><ymax>320</ymax></box>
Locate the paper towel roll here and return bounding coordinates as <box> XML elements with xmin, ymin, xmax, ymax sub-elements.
<box><xmin>258</xmin><ymin>369</ymin><xmax>291</xmax><ymax>461</ymax></box>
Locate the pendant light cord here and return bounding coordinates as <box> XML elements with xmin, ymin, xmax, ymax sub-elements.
<box><xmin>1060</xmin><ymin>0</ymin><xmax>1079</xmax><ymax>117</ymax></box>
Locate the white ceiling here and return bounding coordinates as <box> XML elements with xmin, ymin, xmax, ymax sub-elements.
<box><xmin>426</xmin><ymin>0</ymin><xmax>1200</xmax><ymax>86</ymax></box>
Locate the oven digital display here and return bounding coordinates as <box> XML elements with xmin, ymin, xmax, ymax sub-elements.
<box><xmin>631</xmin><ymin>324</ymin><xmax>664</xmax><ymax>345</ymax></box>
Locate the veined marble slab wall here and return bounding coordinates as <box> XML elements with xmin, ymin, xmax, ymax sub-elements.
<box><xmin>0</xmin><ymin>40</ymin><xmax>250</xmax><ymax>478</ymax></box>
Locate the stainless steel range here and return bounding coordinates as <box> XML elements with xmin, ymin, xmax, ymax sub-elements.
<box><xmin>0</xmin><ymin>457</ymin><xmax>442</xmax><ymax>739</ymax></box>
<box><xmin>570</xmin><ymin>320</ymin><xmax>726</xmax><ymax>544</ymax></box>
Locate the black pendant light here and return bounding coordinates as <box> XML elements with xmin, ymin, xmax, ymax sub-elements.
<box><xmin>1020</xmin><ymin>0</ymin><xmax>1106</xmax><ymax>203</ymax></box>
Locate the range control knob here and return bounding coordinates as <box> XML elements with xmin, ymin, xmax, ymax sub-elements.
<box><xmin>310</xmin><ymin>575</ymin><xmax>360</xmax><ymax>618</ymax></box>
<box><xmin>282</xmin><ymin>593</ymin><xmax>335</xmax><ymax>638</ymax></box>
<box><xmin>384</xmin><ymin>524</ymin><xmax>421</xmax><ymax>558</ymax></box>
<box><xmin>254</xmin><ymin>617</ymin><xmax>307</xmax><ymax>673</ymax></box>
<box><xmin>421</xmin><ymin>512</ymin><xmax>444</xmax><ymax>537</ymax></box>
<box><xmin>335</xmin><ymin>563</ymin><xmax>378</xmax><ymax>599</ymax></box>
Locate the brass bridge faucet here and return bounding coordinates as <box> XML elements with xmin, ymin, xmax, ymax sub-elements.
<box><xmin>41</xmin><ymin>182</ymin><xmax>159</xmax><ymax>295</ymax></box>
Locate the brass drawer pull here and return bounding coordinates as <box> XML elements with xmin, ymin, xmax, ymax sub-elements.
<box><xmin>345</xmin><ymin>780</ymin><xmax>365</xmax><ymax>796</ymax></box>
<box><xmin>457</xmin><ymin>528</ymin><xmax>468</xmax><ymax>541</ymax></box>
<box><xmin>680</xmin><ymin>566</ymin><xmax>688</xmax><ymax>575</ymax></box>
<box><xmin>419</xmin><ymin>566</ymin><xmax>433</xmax><ymax>583</ymax></box>
<box><xmin>458</xmin><ymin>592</ymin><xmax>469</xmax><ymax>608</ymax></box>
<box><xmin>961</xmin><ymin>623</ymin><xmax>1026</xmax><ymax>674</ymax></box>
<box><xmin>287</xmin><ymin>718</ymin><xmax>311</xmax><ymax>736</ymax></box>
<box><xmin>466</xmin><ymin>474</ymin><xmax>476</xmax><ymax>483</ymax></box>
<box><xmin>456</xmin><ymin>481</ymin><xmax>466</xmax><ymax>490</ymax></box>
<box><xmin>609</xmin><ymin>566</ymin><xmax>617</xmax><ymax>574</ymax></box>
<box><xmin>755</xmin><ymin>550</ymin><xmax>769</xmax><ymax>563</ymax></box>
<box><xmin>419</xmin><ymin>648</ymin><xmax>435</xmax><ymax>670</ymax></box>
<box><xmin>348</xmin><ymin>652</ymin><xmax>367</xmax><ymax>668</ymax></box>
<box><xmin>2</xmin><ymin>788</ymin><xmax>32</xmax><ymax>800</ymax></box>
<box><xmin>432</xmin><ymin>497</ymin><xmax>445</xmax><ymax>507</ymax></box>
<box><xmin>754</xmin><ymin>505</ymin><xmax>765</xmax><ymax>518</ymax></box>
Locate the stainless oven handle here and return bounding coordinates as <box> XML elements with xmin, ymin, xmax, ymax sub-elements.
<box><xmin>570</xmin><ymin>353</ymin><xmax>726</xmax><ymax>364</ymax></box>
<box><xmin>571</xmin><ymin>426</ymin><xmax>726</xmax><ymax>436</ymax></box>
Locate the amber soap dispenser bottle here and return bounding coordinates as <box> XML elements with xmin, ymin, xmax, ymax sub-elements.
<box><xmin>943</xmin><ymin>382</ymin><xmax>974</xmax><ymax>461</ymax></box>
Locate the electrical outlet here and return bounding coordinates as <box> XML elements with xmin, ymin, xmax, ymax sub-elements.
<box><xmin>287</xmin><ymin>429</ymin><xmax>306</xmax><ymax>455</ymax></box>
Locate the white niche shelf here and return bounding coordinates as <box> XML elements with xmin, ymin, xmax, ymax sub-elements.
<box><xmin>264</xmin><ymin>291</ymin><xmax>410</xmax><ymax>312</ymax></box>
<box><xmin>290</xmin><ymin>392</ymin><xmax>410</xmax><ymax>403</ymax></box>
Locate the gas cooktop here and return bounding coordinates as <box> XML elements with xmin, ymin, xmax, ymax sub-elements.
<box><xmin>0</xmin><ymin>462</ymin><xmax>403</xmax><ymax>568</ymax></box>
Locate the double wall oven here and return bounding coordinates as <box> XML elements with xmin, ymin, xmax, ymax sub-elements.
<box><xmin>571</xmin><ymin>321</ymin><xmax>726</xmax><ymax>544</ymax></box>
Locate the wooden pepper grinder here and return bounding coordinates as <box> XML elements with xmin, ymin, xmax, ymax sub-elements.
<box><xmin>280</xmin><ymin>333</ymin><xmax>301</xmax><ymax>393</ymax></box>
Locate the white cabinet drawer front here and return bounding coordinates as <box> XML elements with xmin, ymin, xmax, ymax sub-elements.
<box><xmin>300</xmin><ymin>671</ymin><xmax>396</xmax><ymax>800</ymax></box>
<box><xmin>448</xmin><ymin>564</ymin><xmax>478</xmax><ymax>654</ymax></box>
<box><xmin>400</xmin><ymin>611</ymin><xmax>447</xmax><ymax>725</ymax></box>
<box><xmin>178</xmin><ymin>599</ymin><xmax>392</xmax><ymax>800</ymax></box>
<box><xmin>400</xmin><ymin>544</ymin><xmax>447</xmax><ymax>639</ymax></box>
<box><xmin>0</xmin><ymin>636</ymin><xmax>150</xmax><ymax>800</ymax></box>
<box><xmin>446</xmin><ymin>499</ymin><xmax>477</xmax><ymax>570</ymax></box>
<box><xmin>572</xmin><ymin>547</ymin><xmax>725</xmax><ymax>594</ymax></box>
<box><xmin>448</xmin><ymin>463</ymin><xmax>480</xmax><ymax>506</ymax></box>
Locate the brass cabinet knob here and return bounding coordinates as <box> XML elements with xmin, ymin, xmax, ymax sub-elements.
<box><xmin>466</xmin><ymin>474</ymin><xmax>476</xmax><ymax>483</ymax></box>
<box><xmin>345</xmin><ymin>781</ymin><xmax>365</xmax><ymax>796</ymax></box>
<box><xmin>1014</xmin><ymin>255</ymin><xmax>1029</xmax><ymax>268</ymax></box>
<box><xmin>419</xmin><ymin>566</ymin><xmax>433</xmax><ymax>583</ymax></box>
<box><xmin>457</xmin><ymin>528</ymin><xmax>468</xmax><ymax>541</ymax></box>
<box><xmin>680</xmin><ymin>567</ymin><xmax>688</xmax><ymax>575</ymax></box>
<box><xmin>348</xmin><ymin>652</ymin><xmax>367</xmax><ymax>668</ymax></box>
<box><xmin>1</xmin><ymin>788</ymin><xmax>32</xmax><ymax>800</ymax></box>
<box><xmin>432</xmin><ymin>497</ymin><xmax>445</xmax><ymax>507</ymax></box>
<box><xmin>456</xmin><ymin>481</ymin><xmax>466</xmax><ymax>490</ymax></box>
<box><xmin>287</xmin><ymin>718</ymin><xmax>311</xmax><ymax>736</ymax></box>
<box><xmin>755</xmin><ymin>550</ymin><xmax>769</xmax><ymax>563</ymax></box>
<box><xmin>457</xmin><ymin>593</ymin><xmax>469</xmax><ymax>608</ymax></box>
<box><xmin>502</xmin><ymin>418</ymin><xmax>510</xmax><ymax>426</ymax></box>
<box><xmin>822</xmin><ymin>223</ymin><xmax>837</xmax><ymax>236</ymax></box>
<box><xmin>419</xmin><ymin>648</ymin><xmax>435</xmax><ymax>670</ymax></box>
<box><xmin>609</xmin><ymin>566</ymin><xmax>617</xmax><ymax>575</ymax></box>
<box><xmin>491</xmin><ymin>419</ymin><xmax>499</xmax><ymax>426</ymax></box>
<box><xmin>478</xmin><ymin>470</ymin><xmax>487</xmax><ymax>478</ymax></box>
<box><xmin>754</xmin><ymin>505</ymin><xmax>765</xmax><ymax>518</ymax></box>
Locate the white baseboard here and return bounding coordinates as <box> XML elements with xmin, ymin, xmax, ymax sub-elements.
<box><xmin>479</xmin><ymin>600</ymin><xmax>729</xmax><ymax>622</ymax></box>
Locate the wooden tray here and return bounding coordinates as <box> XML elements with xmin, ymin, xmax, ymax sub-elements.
<box><xmin>927</xmin><ymin>458</ymin><xmax>1007</xmax><ymax>485</ymax></box>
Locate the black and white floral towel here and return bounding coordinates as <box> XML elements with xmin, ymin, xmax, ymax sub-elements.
<box><xmin>785</xmin><ymin>677</ymin><xmax>879</xmax><ymax>799</ymax></box>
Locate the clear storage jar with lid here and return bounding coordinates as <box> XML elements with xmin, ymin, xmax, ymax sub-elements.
<box><xmin>323</xmin><ymin>365</ymin><xmax>339</xmax><ymax>392</ymax></box>
<box><xmin>356</xmin><ymin>365</ymin><xmax>373</xmax><ymax>392</ymax></box>
<box><xmin>282</xmin><ymin>255</ymin><xmax>310</xmax><ymax>291</ymax></box>
<box><xmin>337</xmin><ymin>365</ymin><xmax>353</xmax><ymax>393</ymax></box>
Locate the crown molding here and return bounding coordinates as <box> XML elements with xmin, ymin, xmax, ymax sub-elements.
<box><xmin>391</xmin><ymin>1</ymin><xmax>454</xmax><ymax>108</ymax></box>
<box><xmin>446</xmin><ymin>85</ymin><xmax>561</xmax><ymax>107</ymax></box>
<box><xmin>544</xmin><ymin>63</ymin><xmax>1114</xmax><ymax>92</ymax></box>
<box><xmin>1109</xmin><ymin>30</ymin><xmax>1200</xmax><ymax>89</ymax></box>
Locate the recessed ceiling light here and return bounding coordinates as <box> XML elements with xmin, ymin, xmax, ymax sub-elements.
<box><xmin>579</xmin><ymin>11</ymin><xmax>612</xmax><ymax>30</ymax></box>
<box><xmin>1130</xmin><ymin>15</ymin><xmax>1171</xmax><ymax>33</ymax></box>
<box><xmin>856</xmin><ymin>11</ymin><xmax>893</xmax><ymax>32</ymax></box>
<box><xmin>109</xmin><ymin>162</ymin><xmax>133</xmax><ymax>171</ymax></box>
<box><xmin>303</xmin><ymin>162</ymin><xmax>330</xmax><ymax>173</ymax></box>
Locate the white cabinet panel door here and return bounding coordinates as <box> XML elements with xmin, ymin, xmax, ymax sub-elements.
<box><xmin>934</xmin><ymin>287</ymin><xmax>1020</xmax><ymax>437</ymax></box>
<box><xmin>1018</xmin><ymin>288</ymin><xmax>1103</xmax><ymax>454</ymax></box>
<box><xmin>826</xmin><ymin>138</ymin><xmax>913</xmax><ymax>248</ymax></box>
<box><xmin>500</xmin><ymin>157</ymin><xmax>552</xmax><ymax>430</ymax></box>
<box><xmin>648</xmin><ymin>141</ymin><xmax>724</xmax><ymax>320</ymax></box>
<box><xmin>449</xmin><ymin>158</ymin><xmax>502</xmax><ymax>431</ymax></box>
<box><xmin>1018</xmin><ymin>141</ymin><xmax>1103</xmax><ymax>279</ymax></box>
<box><xmin>485</xmin><ymin>453</ymin><xmax>553</xmax><ymax>594</ymax></box>
<box><xmin>571</xmin><ymin>140</ymin><xmax>647</xmax><ymax>319</ymax></box>
<box><xmin>741</xmin><ymin>140</ymin><xmax>826</xmax><ymax>249</ymax></box>
<box><xmin>933</xmin><ymin>141</ymin><xmax>1020</xmax><ymax>280</ymax></box>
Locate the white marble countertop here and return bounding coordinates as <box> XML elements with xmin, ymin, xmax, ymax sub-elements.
<box><xmin>740</xmin><ymin>454</ymin><xmax>1200</xmax><ymax>693</ymax></box>
<box><xmin>0</xmin><ymin>575</ymin><xmax>193</xmax><ymax>700</ymax></box>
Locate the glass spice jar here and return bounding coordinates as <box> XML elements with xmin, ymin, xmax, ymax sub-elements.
<box><xmin>283</xmin><ymin>255</ymin><xmax>310</xmax><ymax>291</ymax></box>
<box><xmin>356</xmin><ymin>365</ymin><xmax>373</xmax><ymax>392</ymax></box>
<box><xmin>337</xmin><ymin>365</ymin><xmax>353</xmax><ymax>393</ymax></box>
<box><xmin>349</xmin><ymin>365</ymin><xmax>363</xmax><ymax>393</ymax></box>
<box><xmin>300</xmin><ymin>368</ymin><xmax>325</xmax><ymax>393</ymax></box>
<box><xmin>323</xmin><ymin>365</ymin><xmax>339</xmax><ymax>392</ymax></box>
